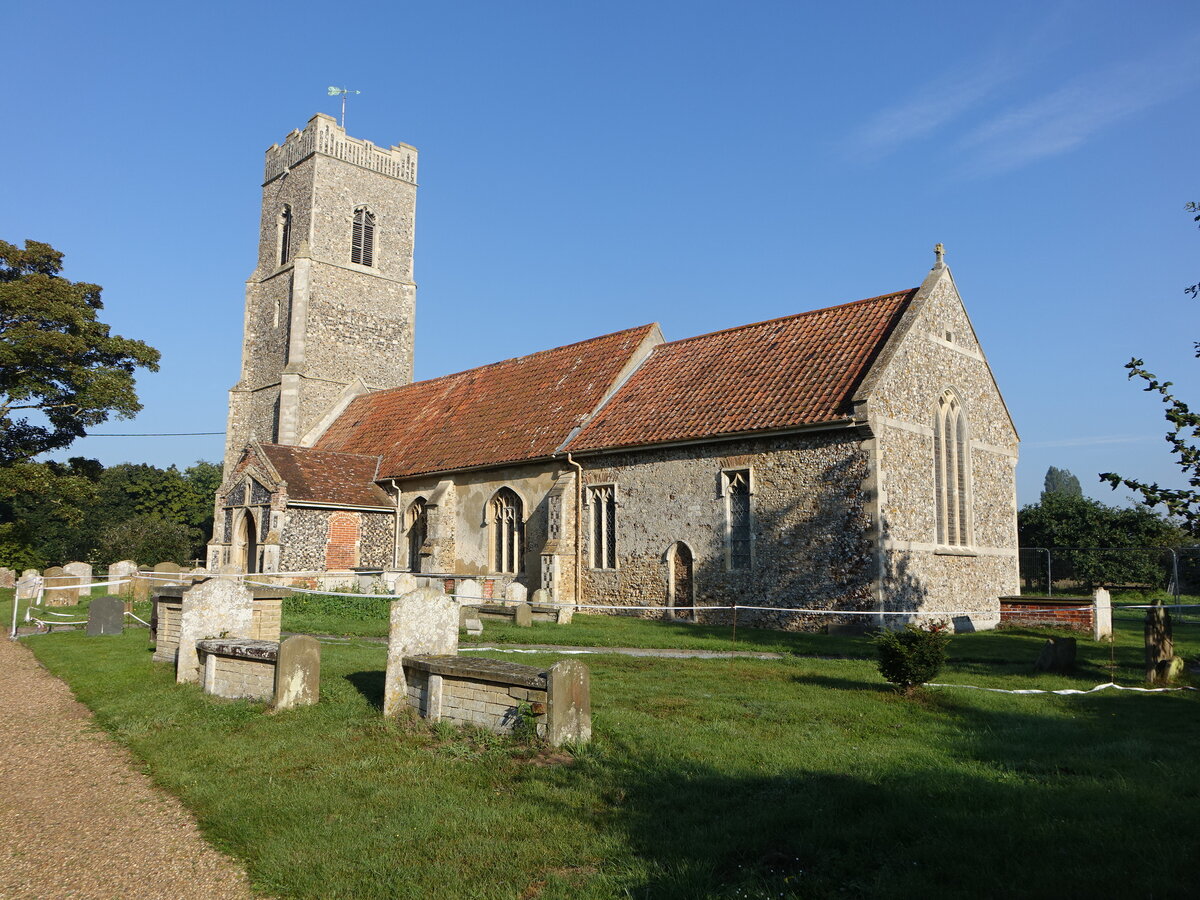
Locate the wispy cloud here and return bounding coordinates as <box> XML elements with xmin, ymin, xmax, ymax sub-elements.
<box><xmin>1024</xmin><ymin>435</ymin><xmax>1152</xmax><ymax>449</ymax></box>
<box><xmin>958</xmin><ymin>38</ymin><xmax>1200</xmax><ymax>174</ymax></box>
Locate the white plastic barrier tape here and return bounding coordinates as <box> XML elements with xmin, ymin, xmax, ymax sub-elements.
<box><xmin>927</xmin><ymin>681</ymin><xmax>1196</xmax><ymax>695</ymax></box>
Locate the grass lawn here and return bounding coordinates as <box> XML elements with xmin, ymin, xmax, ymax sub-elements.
<box><xmin>9</xmin><ymin>584</ymin><xmax>1199</xmax><ymax>899</ymax></box>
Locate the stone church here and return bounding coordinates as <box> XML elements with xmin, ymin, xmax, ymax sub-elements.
<box><xmin>210</xmin><ymin>113</ymin><xmax>1019</xmax><ymax>629</ymax></box>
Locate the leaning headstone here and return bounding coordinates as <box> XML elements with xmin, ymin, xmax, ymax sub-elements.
<box><xmin>505</xmin><ymin>582</ymin><xmax>528</xmax><ymax>606</ymax></box>
<box><xmin>1092</xmin><ymin>588</ymin><xmax>1112</xmax><ymax>641</ymax></box>
<box><xmin>1156</xmin><ymin>656</ymin><xmax>1185</xmax><ymax>684</ymax></box>
<box><xmin>41</xmin><ymin>566</ymin><xmax>72</xmax><ymax>607</ymax></box>
<box><xmin>175</xmin><ymin>579</ymin><xmax>255</xmax><ymax>684</ymax></box>
<box><xmin>1034</xmin><ymin>637</ymin><xmax>1077</xmax><ymax>673</ymax></box>
<box><xmin>0</xmin><ymin>568</ymin><xmax>15</xmax><ymax>589</ymax></box>
<box><xmin>273</xmin><ymin>635</ymin><xmax>321</xmax><ymax>710</ymax></box>
<box><xmin>15</xmin><ymin>574</ymin><xmax>42</xmax><ymax>602</ymax></box>
<box><xmin>383</xmin><ymin>587</ymin><xmax>458</xmax><ymax>717</ymax></box>
<box><xmin>514</xmin><ymin>602</ymin><xmax>533</xmax><ymax>628</ymax></box>
<box><xmin>546</xmin><ymin>659</ymin><xmax>592</xmax><ymax>747</ymax></box>
<box><xmin>1144</xmin><ymin>599</ymin><xmax>1174</xmax><ymax>683</ymax></box>
<box><xmin>86</xmin><ymin>596</ymin><xmax>125</xmax><ymax>636</ymax></box>
<box><xmin>456</xmin><ymin>579</ymin><xmax>482</xmax><ymax>605</ymax></box>
<box><xmin>556</xmin><ymin>606</ymin><xmax>574</xmax><ymax>625</ymax></box>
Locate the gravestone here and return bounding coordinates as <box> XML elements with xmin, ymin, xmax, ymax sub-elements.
<box><xmin>108</xmin><ymin>560</ymin><xmax>138</xmax><ymax>604</ymax></box>
<box><xmin>514</xmin><ymin>602</ymin><xmax>533</xmax><ymax>628</ymax></box>
<box><xmin>556</xmin><ymin>606</ymin><xmax>574</xmax><ymax>625</ymax></box>
<box><xmin>458</xmin><ymin>605</ymin><xmax>484</xmax><ymax>637</ymax></box>
<box><xmin>176</xmin><ymin>579</ymin><xmax>255</xmax><ymax>684</ymax></box>
<box><xmin>546</xmin><ymin>659</ymin><xmax>592</xmax><ymax>747</ymax></box>
<box><xmin>531</xmin><ymin>588</ymin><xmax>551</xmax><ymax>606</ymax></box>
<box><xmin>456</xmin><ymin>579</ymin><xmax>482</xmax><ymax>605</ymax></box>
<box><xmin>15</xmin><ymin>574</ymin><xmax>42</xmax><ymax>602</ymax></box>
<box><xmin>505</xmin><ymin>582</ymin><xmax>528</xmax><ymax>606</ymax></box>
<box><xmin>1144</xmin><ymin>599</ymin><xmax>1174</xmax><ymax>683</ymax></box>
<box><xmin>273</xmin><ymin>635</ymin><xmax>321</xmax><ymax>710</ymax></box>
<box><xmin>383</xmin><ymin>572</ymin><xmax>417</xmax><ymax>596</ymax></box>
<box><xmin>153</xmin><ymin>562</ymin><xmax>185</xmax><ymax>586</ymax></box>
<box><xmin>1034</xmin><ymin>637</ymin><xmax>1076</xmax><ymax>673</ymax></box>
<box><xmin>383</xmin><ymin>586</ymin><xmax>458</xmax><ymax>717</ymax></box>
<box><xmin>0</xmin><ymin>568</ymin><xmax>15</xmax><ymax>589</ymax></box>
<box><xmin>63</xmin><ymin>562</ymin><xmax>93</xmax><ymax>601</ymax></box>
<box><xmin>41</xmin><ymin>566</ymin><xmax>72</xmax><ymax>607</ymax></box>
<box><xmin>1092</xmin><ymin>587</ymin><xmax>1112</xmax><ymax>641</ymax></box>
<box><xmin>86</xmin><ymin>596</ymin><xmax>125</xmax><ymax>636</ymax></box>
<box><xmin>132</xmin><ymin>569</ymin><xmax>155</xmax><ymax>605</ymax></box>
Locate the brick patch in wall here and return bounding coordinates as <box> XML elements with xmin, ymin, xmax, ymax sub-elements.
<box><xmin>325</xmin><ymin>511</ymin><xmax>360</xmax><ymax>569</ymax></box>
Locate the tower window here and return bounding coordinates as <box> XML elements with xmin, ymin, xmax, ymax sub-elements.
<box><xmin>351</xmin><ymin>206</ymin><xmax>375</xmax><ymax>266</ymax></box>
<box><xmin>278</xmin><ymin>204</ymin><xmax>292</xmax><ymax>265</ymax></box>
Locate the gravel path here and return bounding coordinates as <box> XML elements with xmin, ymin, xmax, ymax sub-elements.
<box><xmin>0</xmin><ymin>636</ymin><xmax>258</xmax><ymax>899</ymax></box>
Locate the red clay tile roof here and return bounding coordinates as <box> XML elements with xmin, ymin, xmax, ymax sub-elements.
<box><xmin>258</xmin><ymin>444</ymin><xmax>391</xmax><ymax>507</ymax></box>
<box><xmin>314</xmin><ymin>325</ymin><xmax>659</xmax><ymax>478</ymax></box>
<box><xmin>566</xmin><ymin>290</ymin><xmax>915</xmax><ymax>452</ymax></box>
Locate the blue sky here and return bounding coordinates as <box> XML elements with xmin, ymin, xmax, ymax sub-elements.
<box><xmin>2</xmin><ymin>0</ymin><xmax>1198</xmax><ymax>508</ymax></box>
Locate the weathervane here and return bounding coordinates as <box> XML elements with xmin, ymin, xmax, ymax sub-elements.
<box><xmin>327</xmin><ymin>86</ymin><xmax>361</xmax><ymax>129</ymax></box>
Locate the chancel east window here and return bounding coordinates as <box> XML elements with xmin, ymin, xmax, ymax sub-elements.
<box><xmin>588</xmin><ymin>485</ymin><xmax>617</xmax><ymax>569</ymax></box>
<box><xmin>351</xmin><ymin>206</ymin><xmax>375</xmax><ymax>266</ymax></box>
<box><xmin>934</xmin><ymin>390</ymin><xmax>972</xmax><ymax>546</ymax></box>
<box><xmin>490</xmin><ymin>488</ymin><xmax>523</xmax><ymax>574</ymax></box>
<box><xmin>723</xmin><ymin>469</ymin><xmax>753</xmax><ymax>570</ymax></box>
<box><xmin>278</xmin><ymin>204</ymin><xmax>292</xmax><ymax>265</ymax></box>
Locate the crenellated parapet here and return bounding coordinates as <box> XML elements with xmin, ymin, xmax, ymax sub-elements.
<box><xmin>264</xmin><ymin>113</ymin><xmax>417</xmax><ymax>185</ymax></box>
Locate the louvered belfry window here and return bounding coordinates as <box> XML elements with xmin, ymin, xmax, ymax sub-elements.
<box><xmin>351</xmin><ymin>206</ymin><xmax>375</xmax><ymax>266</ymax></box>
<box><xmin>588</xmin><ymin>485</ymin><xmax>617</xmax><ymax>569</ymax></box>
<box><xmin>278</xmin><ymin>204</ymin><xmax>292</xmax><ymax>265</ymax></box>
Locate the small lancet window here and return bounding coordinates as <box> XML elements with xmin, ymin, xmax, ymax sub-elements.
<box><xmin>351</xmin><ymin>206</ymin><xmax>375</xmax><ymax>266</ymax></box>
<box><xmin>724</xmin><ymin>469</ymin><xmax>753</xmax><ymax>570</ymax></box>
<box><xmin>406</xmin><ymin>498</ymin><xmax>427</xmax><ymax>572</ymax></box>
<box><xmin>278</xmin><ymin>204</ymin><xmax>292</xmax><ymax>265</ymax></box>
<box><xmin>588</xmin><ymin>485</ymin><xmax>617</xmax><ymax>569</ymax></box>
<box><xmin>934</xmin><ymin>390</ymin><xmax>971</xmax><ymax>546</ymax></box>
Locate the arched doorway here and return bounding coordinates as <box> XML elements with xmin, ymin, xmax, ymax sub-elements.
<box><xmin>236</xmin><ymin>510</ymin><xmax>258</xmax><ymax>574</ymax></box>
<box><xmin>406</xmin><ymin>498</ymin><xmax>427</xmax><ymax>572</ymax></box>
<box><xmin>666</xmin><ymin>542</ymin><xmax>693</xmax><ymax>620</ymax></box>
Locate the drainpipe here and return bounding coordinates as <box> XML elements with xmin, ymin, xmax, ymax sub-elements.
<box><xmin>566</xmin><ymin>452</ymin><xmax>584</xmax><ymax>605</ymax></box>
<box><xmin>389</xmin><ymin>479</ymin><xmax>401</xmax><ymax>570</ymax></box>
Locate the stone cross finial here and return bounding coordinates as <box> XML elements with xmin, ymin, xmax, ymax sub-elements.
<box><xmin>934</xmin><ymin>242</ymin><xmax>945</xmax><ymax>265</ymax></box>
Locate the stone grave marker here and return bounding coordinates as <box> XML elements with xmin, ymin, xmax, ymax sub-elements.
<box><xmin>273</xmin><ymin>635</ymin><xmax>322</xmax><ymax>710</ymax></box>
<box><xmin>41</xmin><ymin>566</ymin><xmax>72</xmax><ymax>607</ymax></box>
<box><xmin>0</xmin><ymin>568</ymin><xmax>14</xmax><ymax>589</ymax></box>
<box><xmin>505</xmin><ymin>582</ymin><xmax>528</xmax><ymax>606</ymax></box>
<box><xmin>1092</xmin><ymin>588</ymin><xmax>1112</xmax><ymax>641</ymax></box>
<box><xmin>86</xmin><ymin>596</ymin><xmax>125</xmax><ymax>636</ymax></box>
<box><xmin>63</xmin><ymin>562</ymin><xmax>93</xmax><ymax>601</ymax></box>
<box><xmin>1145</xmin><ymin>598</ymin><xmax>1177</xmax><ymax>683</ymax></box>
<box><xmin>15</xmin><ymin>573</ymin><xmax>42</xmax><ymax>602</ymax></box>
<box><xmin>107</xmin><ymin>560</ymin><xmax>138</xmax><ymax>605</ymax></box>
<box><xmin>514</xmin><ymin>602</ymin><xmax>533</xmax><ymax>627</ymax></box>
<box><xmin>458</xmin><ymin>605</ymin><xmax>484</xmax><ymax>637</ymax></box>
<box><xmin>176</xmin><ymin>579</ymin><xmax>255</xmax><ymax>684</ymax></box>
<box><xmin>383</xmin><ymin>586</ymin><xmax>458</xmax><ymax>717</ymax></box>
<box><xmin>153</xmin><ymin>562</ymin><xmax>185</xmax><ymax>587</ymax></box>
<box><xmin>546</xmin><ymin>659</ymin><xmax>592</xmax><ymax>747</ymax></box>
<box><xmin>1033</xmin><ymin>637</ymin><xmax>1076</xmax><ymax>673</ymax></box>
<box><xmin>456</xmin><ymin>578</ymin><xmax>482</xmax><ymax>605</ymax></box>
<box><xmin>386</xmin><ymin>572</ymin><xmax>417</xmax><ymax>596</ymax></box>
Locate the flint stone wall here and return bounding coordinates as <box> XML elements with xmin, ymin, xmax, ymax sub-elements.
<box><xmin>279</xmin><ymin>508</ymin><xmax>393</xmax><ymax>573</ymax></box>
<box><xmin>578</xmin><ymin>432</ymin><xmax>874</xmax><ymax>630</ymax></box>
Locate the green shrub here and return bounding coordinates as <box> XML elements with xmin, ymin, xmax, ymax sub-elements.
<box><xmin>874</xmin><ymin>623</ymin><xmax>951</xmax><ymax>693</ymax></box>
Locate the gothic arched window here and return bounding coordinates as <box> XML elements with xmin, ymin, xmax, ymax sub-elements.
<box><xmin>489</xmin><ymin>488</ymin><xmax>523</xmax><ymax>574</ymax></box>
<box><xmin>278</xmin><ymin>204</ymin><xmax>292</xmax><ymax>265</ymax></box>
<box><xmin>934</xmin><ymin>390</ymin><xmax>972</xmax><ymax>547</ymax></box>
<box><xmin>406</xmin><ymin>498</ymin><xmax>427</xmax><ymax>572</ymax></box>
<box><xmin>351</xmin><ymin>206</ymin><xmax>375</xmax><ymax>266</ymax></box>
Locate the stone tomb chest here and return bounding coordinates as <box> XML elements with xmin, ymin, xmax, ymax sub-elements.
<box><xmin>151</xmin><ymin>583</ymin><xmax>286</xmax><ymax>664</ymax></box>
<box><xmin>195</xmin><ymin>635</ymin><xmax>320</xmax><ymax>709</ymax></box>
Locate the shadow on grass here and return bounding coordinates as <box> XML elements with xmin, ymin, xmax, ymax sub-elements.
<box><xmin>789</xmin><ymin>672</ymin><xmax>892</xmax><ymax>693</ymax></box>
<box><xmin>346</xmin><ymin>669</ymin><xmax>386</xmax><ymax>711</ymax></box>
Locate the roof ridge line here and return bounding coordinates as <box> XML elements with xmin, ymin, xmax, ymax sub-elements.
<box><xmin>261</xmin><ymin>443</ymin><xmax>381</xmax><ymax>461</ymax></box>
<box><xmin>657</xmin><ymin>289</ymin><xmax>917</xmax><ymax>349</ymax></box>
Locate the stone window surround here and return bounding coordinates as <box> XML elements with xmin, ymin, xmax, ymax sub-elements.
<box><xmin>405</xmin><ymin>496</ymin><xmax>428</xmax><ymax>572</ymax></box>
<box><xmin>719</xmin><ymin>467</ymin><xmax>755</xmax><ymax>572</ymax></box>
<box><xmin>585</xmin><ymin>483</ymin><xmax>619</xmax><ymax>571</ymax></box>
<box><xmin>351</xmin><ymin>205</ymin><xmax>377</xmax><ymax>268</ymax></box>
<box><xmin>277</xmin><ymin>203</ymin><xmax>292</xmax><ymax>267</ymax></box>
<box><xmin>932</xmin><ymin>387</ymin><xmax>975</xmax><ymax>550</ymax></box>
<box><xmin>486</xmin><ymin>486</ymin><xmax>525</xmax><ymax>576</ymax></box>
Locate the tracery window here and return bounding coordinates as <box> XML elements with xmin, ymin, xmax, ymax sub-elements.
<box><xmin>351</xmin><ymin>206</ymin><xmax>375</xmax><ymax>266</ymax></box>
<box><xmin>723</xmin><ymin>469</ymin><xmax>753</xmax><ymax>570</ymax></box>
<box><xmin>934</xmin><ymin>390</ymin><xmax>972</xmax><ymax>546</ymax></box>
<box><xmin>278</xmin><ymin>204</ymin><xmax>292</xmax><ymax>265</ymax></box>
<box><xmin>406</xmin><ymin>498</ymin><xmax>427</xmax><ymax>572</ymax></box>
<box><xmin>489</xmin><ymin>488</ymin><xmax>523</xmax><ymax>574</ymax></box>
<box><xmin>588</xmin><ymin>485</ymin><xmax>617</xmax><ymax>569</ymax></box>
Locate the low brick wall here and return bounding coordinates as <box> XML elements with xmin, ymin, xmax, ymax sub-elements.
<box><xmin>402</xmin><ymin>655</ymin><xmax>590</xmax><ymax>746</ymax></box>
<box><xmin>197</xmin><ymin>639</ymin><xmax>278</xmax><ymax>701</ymax></box>
<box><xmin>999</xmin><ymin>596</ymin><xmax>1094</xmax><ymax>631</ymax></box>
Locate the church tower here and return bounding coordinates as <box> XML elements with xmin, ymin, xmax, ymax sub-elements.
<box><xmin>223</xmin><ymin>113</ymin><xmax>418</xmax><ymax>471</ymax></box>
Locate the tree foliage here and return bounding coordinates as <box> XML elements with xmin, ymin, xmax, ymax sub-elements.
<box><xmin>1042</xmin><ymin>466</ymin><xmax>1082</xmax><ymax>500</ymax></box>
<box><xmin>1018</xmin><ymin>493</ymin><xmax>1183</xmax><ymax>590</ymax></box>
<box><xmin>93</xmin><ymin>514</ymin><xmax>196</xmax><ymax>567</ymax></box>
<box><xmin>0</xmin><ymin>239</ymin><xmax>160</xmax><ymax>464</ymax></box>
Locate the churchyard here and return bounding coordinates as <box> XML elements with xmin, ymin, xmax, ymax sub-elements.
<box><xmin>3</xmin><ymin>585</ymin><xmax>1197</xmax><ymax>899</ymax></box>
